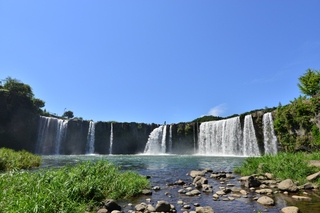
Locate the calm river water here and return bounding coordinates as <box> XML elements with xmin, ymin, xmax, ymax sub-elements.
<box><xmin>41</xmin><ymin>155</ymin><xmax>319</xmax><ymax>213</ymax></box>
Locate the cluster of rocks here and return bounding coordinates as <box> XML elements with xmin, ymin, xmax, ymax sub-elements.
<box><xmin>88</xmin><ymin>166</ymin><xmax>320</xmax><ymax>213</ymax></box>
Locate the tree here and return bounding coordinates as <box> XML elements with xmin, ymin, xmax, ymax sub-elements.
<box><xmin>63</xmin><ymin>110</ymin><xmax>74</xmax><ymax>119</ymax></box>
<box><xmin>297</xmin><ymin>69</ymin><xmax>320</xmax><ymax>97</ymax></box>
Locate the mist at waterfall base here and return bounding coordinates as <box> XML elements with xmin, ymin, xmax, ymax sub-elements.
<box><xmin>36</xmin><ymin>112</ymin><xmax>278</xmax><ymax>156</ymax></box>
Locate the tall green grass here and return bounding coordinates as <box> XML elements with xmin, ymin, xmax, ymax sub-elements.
<box><xmin>0</xmin><ymin>148</ymin><xmax>41</xmax><ymax>171</ymax></box>
<box><xmin>234</xmin><ymin>152</ymin><xmax>320</xmax><ymax>185</ymax></box>
<box><xmin>0</xmin><ymin>160</ymin><xmax>150</xmax><ymax>212</ymax></box>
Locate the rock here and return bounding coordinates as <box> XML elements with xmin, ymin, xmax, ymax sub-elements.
<box><xmin>178</xmin><ymin>189</ymin><xmax>186</xmax><ymax>194</ymax></box>
<box><xmin>135</xmin><ymin>203</ymin><xmax>148</xmax><ymax>212</ymax></box>
<box><xmin>292</xmin><ymin>195</ymin><xmax>312</xmax><ymax>201</ymax></box>
<box><xmin>302</xmin><ymin>183</ymin><xmax>315</xmax><ymax>190</ymax></box>
<box><xmin>240</xmin><ymin>190</ymin><xmax>248</xmax><ymax>195</ymax></box>
<box><xmin>97</xmin><ymin>209</ymin><xmax>108</xmax><ymax>213</ymax></box>
<box><xmin>190</xmin><ymin>170</ymin><xmax>206</xmax><ymax>178</ymax></box>
<box><xmin>216</xmin><ymin>190</ymin><xmax>226</xmax><ymax>196</ymax></box>
<box><xmin>196</xmin><ymin>206</ymin><xmax>215</xmax><ymax>213</ymax></box>
<box><xmin>265</xmin><ymin>173</ymin><xmax>274</xmax><ymax>179</ymax></box>
<box><xmin>155</xmin><ymin>201</ymin><xmax>172</xmax><ymax>212</ymax></box>
<box><xmin>111</xmin><ymin>211</ymin><xmax>121</xmax><ymax>213</ymax></box>
<box><xmin>278</xmin><ymin>179</ymin><xmax>298</xmax><ymax>192</ymax></box>
<box><xmin>281</xmin><ymin>206</ymin><xmax>299</xmax><ymax>213</ymax></box>
<box><xmin>239</xmin><ymin>176</ymin><xmax>261</xmax><ymax>188</ymax></box>
<box><xmin>190</xmin><ymin>189</ymin><xmax>201</xmax><ymax>195</ymax></box>
<box><xmin>231</xmin><ymin>187</ymin><xmax>241</xmax><ymax>192</ymax></box>
<box><xmin>104</xmin><ymin>199</ymin><xmax>121</xmax><ymax>211</ymax></box>
<box><xmin>175</xmin><ymin>179</ymin><xmax>185</xmax><ymax>185</ymax></box>
<box><xmin>141</xmin><ymin>189</ymin><xmax>152</xmax><ymax>195</ymax></box>
<box><xmin>193</xmin><ymin>176</ymin><xmax>208</xmax><ymax>186</ymax></box>
<box><xmin>153</xmin><ymin>186</ymin><xmax>161</xmax><ymax>191</ymax></box>
<box><xmin>183</xmin><ymin>205</ymin><xmax>191</xmax><ymax>209</ymax></box>
<box><xmin>306</xmin><ymin>171</ymin><xmax>320</xmax><ymax>181</ymax></box>
<box><xmin>256</xmin><ymin>189</ymin><xmax>273</xmax><ymax>194</ymax></box>
<box><xmin>257</xmin><ymin>196</ymin><xmax>275</xmax><ymax>206</ymax></box>
<box><xmin>147</xmin><ymin>204</ymin><xmax>155</xmax><ymax>212</ymax></box>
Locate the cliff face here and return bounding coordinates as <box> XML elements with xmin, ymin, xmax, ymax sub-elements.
<box><xmin>0</xmin><ymin>92</ymin><xmax>39</xmax><ymax>152</ymax></box>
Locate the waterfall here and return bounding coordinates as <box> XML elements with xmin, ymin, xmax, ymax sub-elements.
<box><xmin>85</xmin><ymin>121</ymin><xmax>95</xmax><ymax>154</ymax></box>
<box><xmin>36</xmin><ymin>116</ymin><xmax>68</xmax><ymax>155</ymax></box>
<box><xmin>144</xmin><ymin>125</ymin><xmax>167</xmax><ymax>154</ymax></box>
<box><xmin>263</xmin><ymin>112</ymin><xmax>278</xmax><ymax>155</ymax></box>
<box><xmin>168</xmin><ymin>125</ymin><xmax>173</xmax><ymax>153</ymax></box>
<box><xmin>198</xmin><ymin>117</ymin><xmax>245</xmax><ymax>156</ymax></box>
<box><xmin>161</xmin><ymin>124</ymin><xmax>167</xmax><ymax>153</ymax></box>
<box><xmin>109</xmin><ymin>123</ymin><xmax>113</xmax><ymax>154</ymax></box>
<box><xmin>243</xmin><ymin>115</ymin><xmax>260</xmax><ymax>156</ymax></box>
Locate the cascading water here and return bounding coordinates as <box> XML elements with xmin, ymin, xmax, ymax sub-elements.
<box><xmin>109</xmin><ymin>123</ymin><xmax>113</xmax><ymax>154</ymax></box>
<box><xmin>263</xmin><ymin>112</ymin><xmax>278</xmax><ymax>154</ymax></box>
<box><xmin>198</xmin><ymin>116</ymin><xmax>249</xmax><ymax>156</ymax></box>
<box><xmin>85</xmin><ymin>121</ymin><xmax>95</xmax><ymax>154</ymax></box>
<box><xmin>243</xmin><ymin>115</ymin><xmax>260</xmax><ymax>156</ymax></box>
<box><xmin>168</xmin><ymin>125</ymin><xmax>173</xmax><ymax>153</ymax></box>
<box><xmin>144</xmin><ymin>125</ymin><xmax>167</xmax><ymax>154</ymax></box>
<box><xmin>36</xmin><ymin>116</ymin><xmax>68</xmax><ymax>155</ymax></box>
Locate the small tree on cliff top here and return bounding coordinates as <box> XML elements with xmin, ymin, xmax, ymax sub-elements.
<box><xmin>298</xmin><ymin>69</ymin><xmax>320</xmax><ymax>97</ymax></box>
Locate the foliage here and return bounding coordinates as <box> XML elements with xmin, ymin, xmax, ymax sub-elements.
<box><xmin>63</xmin><ymin>110</ymin><xmax>74</xmax><ymax>119</ymax></box>
<box><xmin>192</xmin><ymin>115</ymin><xmax>223</xmax><ymax>123</ymax></box>
<box><xmin>0</xmin><ymin>160</ymin><xmax>150</xmax><ymax>212</ymax></box>
<box><xmin>0</xmin><ymin>148</ymin><xmax>41</xmax><ymax>171</ymax></box>
<box><xmin>273</xmin><ymin>94</ymin><xmax>320</xmax><ymax>152</ymax></box>
<box><xmin>0</xmin><ymin>77</ymin><xmax>45</xmax><ymax>114</ymax></box>
<box><xmin>234</xmin><ymin>152</ymin><xmax>320</xmax><ymax>186</ymax></box>
<box><xmin>297</xmin><ymin>68</ymin><xmax>320</xmax><ymax>97</ymax></box>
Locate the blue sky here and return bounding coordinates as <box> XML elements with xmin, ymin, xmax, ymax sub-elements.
<box><xmin>1</xmin><ymin>1</ymin><xmax>320</xmax><ymax>124</ymax></box>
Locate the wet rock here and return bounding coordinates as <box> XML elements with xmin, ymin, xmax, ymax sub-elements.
<box><xmin>183</xmin><ymin>205</ymin><xmax>191</xmax><ymax>209</ymax></box>
<box><xmin>239</xmin><ymin>176</ymin><xmax>261</xmax><ymax>188</ymax></box>
<box><xmin>175</xmin><ymin>179</ymin><xmax>186</xmax><ymax>185</ymax></box>
<box><xmin>231</xmin><ymin>187</ymin><xmax>241</xmax><ymax>192</ymax></box>
<box><xmin>190</xmin><ymin>170</ymin><xmax>206</xmax><ymax>178</ymax></box>
<box><xmin>256</xmin><ymin>189</ymin><xmax>273</xmax><ymax>194</ymax></box>
<box><xmin>278</xmin><ymin>179</ymin><xmax>298</xmax><ymax>192</ymax></box>
<box><xmin>190</xmin><ymin>189</ymin><xmax>201</xmax><ymax>195</ymax></box>
<box><xmin>147</xmin><ymin>204</ymin><xmax>155</xmax><ymax>212</ymax></box>
<box><xmin>155</xmin><ymin>201</ymin><xmax>175</xmax><ymax>212</ymax></box>
<box><xmin>257</xmin><ymin>196</ymin><xmax>275</xmax><ymax>206</ymax></box>
<box><xmin>135</xmin><ymin>203</ymin><xmax>148</xmax><ymax>212</ymax></box>
<box><xmin>104</xmin><ymin>199</ymin><xmax>121</xmax><ymax>211</ymax></box>
<box><xmin>281</xmin><ymin>206</ymin><xmax>299</xmax><ymax>213</ymax></box>
<box><xmin>97</xmin><ymin>208</ymin><xmax>108</xmax><ymax>213</ymax></box>
<box><xmin>141</xmin><ymin>189</ymin><xmax>152</xmax><ymax>195</ymax></box>
<box><xmin>302</xmin><ymin>183</ymin><xmax>315</xmax><ymax>190</ymax></box>
<box><xmin>196</xmin><ymin>206</ymin><xmax>215</xmax><ymax>213</ymax></box>
<box><xmin>153</xmin><ymin>186</ymin><xmax>161</xmax><ymax>191</ymax></box>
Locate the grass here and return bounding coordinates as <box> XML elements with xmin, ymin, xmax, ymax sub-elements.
<box><xmin>0</xmin><ymin>148</ymin><xmax>41</xmax><ymax>171</ymax></box>
<box><xmin>234</xmin><ymin>152</ymin><xmax>320</xmax><ymax>186</ymax></box>
<box><xmin>0</xmin><ymin>160</ymin><xmax>150</xmax><ymax>213</ymax></box>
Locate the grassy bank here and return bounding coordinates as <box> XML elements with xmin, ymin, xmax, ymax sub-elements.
<box><xmin>0</xmin><ymin>160</ymin><xmax>150</xmax><ymax>212</ymax></box>
<box><xmin>234</xmin><ymin>152</ymin><xmax>320</xmax><ymax>185</ymax></box>
<box><xmin>0</xmin><ymin>148</ymin><xmax>41</xmax><ymax>171</ymax></box>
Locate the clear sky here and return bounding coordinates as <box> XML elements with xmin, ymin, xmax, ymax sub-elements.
<box><xmin>1</xmin><ymin>1</ymin><xmax>320</xmax><ymax>124</ymax></box>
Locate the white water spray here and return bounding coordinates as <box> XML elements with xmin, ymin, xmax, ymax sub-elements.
<box><xmin>243</xmin><ymin>115</ymin><xmax>260</xmax><ymax>156</ymax></box>
<box><xmin>144</xmin><ymin>125</ymin><xmax>167</xmax><ymax>154</ymax></box>
<box><xmin>109</xmin><ymin>123</ymin><xmax>114</xmax><ymax>154</ymax></box>
<box><xmin>263</xmin><ymin>112</ymin><xmax>278</xmax><ymax>154</ymax></box>
<box><xmin>86</xmin><ymin>121</ymin><xmax>95</xmax><ymax>154</ymax></box>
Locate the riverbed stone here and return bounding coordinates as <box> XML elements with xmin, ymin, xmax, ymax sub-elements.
<box><xmin>155</xmin><ymin>201</ymin><xmax>172</xmax><ymax>212</ymax></box>
<box><xmin>190</xmin><ymin>170</ymin><xmax>206</xmax><ymax>178</ymax></box>
<box><xmin>196</xmin><ymin>206</ymin><xmax>215</xmax><ymax>213</ymax></box>
<box><xmin>278</xmin><ymin>179</ymin><xmax>298</xmax><ymax>192</ymax></box>
<box><xmin>141</xmin><ymin>189</ymin><xmax>152</xmax><ymax>195</ymax></box>
<box><xmin>135</xmin><ymin>203</ymin><xmax>148</xmax><ymax>212</ymax></box>
<box><xmin>281</xmin><ymin>206</ymin><xmax>299</xmax><ymax>213</ymax></box>
<box><xmin>257</xmin><ymin>196</ymin><xmax>275</xmax><ymax>206</ymax></box>
<box><xmin>256</xmin><ymin>189</ymin><xmax>273</xmax><ymax>194</ymax></box>
<box><xmin>239</xmin><ymin>175</ymin><xmax>261</xmax><ymax>188</ymax></box>
<box><xmin>104</xmin><ymin>199</ymin><xmax>121</xmax><ymax>211</ymax></box>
